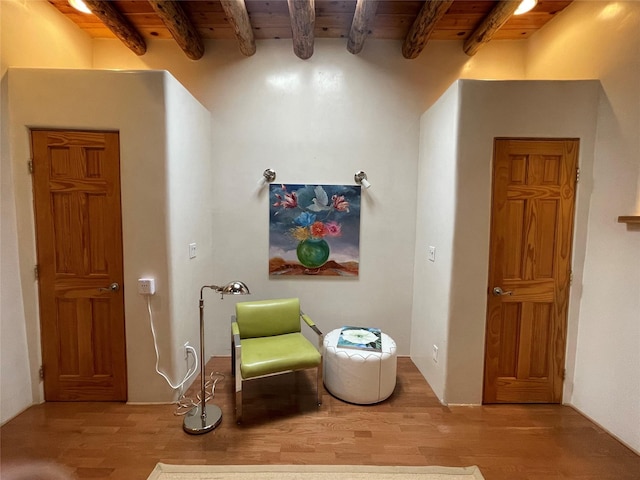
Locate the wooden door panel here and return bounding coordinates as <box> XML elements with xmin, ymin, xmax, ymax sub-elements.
<box><xmin>504</xmin><ymin>200</ymin><xmax>525</xmax><ymax>278</ymax></box>
<box><xmin>88</xmin><ymin>194</ymin><xmax>109</xmax><ymax>274</ymax></box>
<box><xmin>534</xmin><ymin>199</ymin><xmax>558</xmax><ymax>278</ymax></box>
<box><xmin>92</xmin><ymin>298</ymin><xmax>115</xmax><ymax>374</ymax></box>
<box><xmin>51</xmin><ymin>193</ymin><xmax>81</xmax><ymax>274</ymax></box>
<box><xmin>32</xmin><ymin>130</ymin><xmax>126</xmax><ymax>402</ymax></box>
<box><xmin>496</xmin><ymin>303</ymin><xmax>520</xmax><ymax>377</ymax></box>
<box><xmin>484</xmin><ymin>138</ymin><xmax>578</xmax><ymax>404</ymax></box>
<box><xmin>529</xmin><ymin>303</ymin><xmax>552</xmax><ymax>378</ymax></box>
<box><xmin>57</xmin><ymin>298</ymin><xmax>80</xmax><ymax>375</ymax></box>
<box><xmin>57</xmin><ymin>297</ymin><xmax>116</xmax><ymax>377</ymax></box>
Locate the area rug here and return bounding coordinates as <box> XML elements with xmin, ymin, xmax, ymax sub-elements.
<box><xmin>147</xmin><ymin>464</ymin><xmax>485</xmax><ymax>480</ymax></box>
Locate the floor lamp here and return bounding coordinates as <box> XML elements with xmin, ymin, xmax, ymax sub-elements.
<box><xmin>183</xmin><ymin>281</ymin><xmax>250</xmax><ymax>435</ymax></box>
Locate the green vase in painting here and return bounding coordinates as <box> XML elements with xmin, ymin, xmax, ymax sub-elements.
<box><xmin>296</xmin><ymin>238</ymin><xmax>330</xmax><ymax>268</ymax></box>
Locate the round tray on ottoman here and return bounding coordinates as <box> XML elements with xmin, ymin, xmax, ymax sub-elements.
<box><xmin>323</xmin><ymin>328</ymin><xmax>397</xmax><ymax>404</ymax></box>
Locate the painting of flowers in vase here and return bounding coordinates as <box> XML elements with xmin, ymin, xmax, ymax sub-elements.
<box><xmin>269</xmin><ymin>184</ymin><xmax>360</xmax><ymax>276</ymax></box>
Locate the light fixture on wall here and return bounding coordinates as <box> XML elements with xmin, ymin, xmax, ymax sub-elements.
<box><xmin>514</xmin><ymin>0</ymin><xmax>537</xmax><ymax>15</ymax></box>
<box><xmin>354</xmin><ymin>171</ymin><xmax>371</xmax><ymax>189</ymax></box>
<box><xmin>68</xmin><ymin>0</ymin><xmax>92</xmax><ymax>14</ymax></box>
<box><xmin>257</xmin><ymin>168</ymin><xmax>277</xmax><ymax>187</ymax></box>
<box><xmin>183</xmin><ymin>281</ymin><xmax>250</xmax><ymax>435</ymax></box>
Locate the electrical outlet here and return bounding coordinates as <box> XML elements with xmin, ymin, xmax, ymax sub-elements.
<box><xmin>137</xmin><ymin>278</ymin><xmax>156</xmax><ymax>295</ymax></box>
<box><xmin>432</xmin><ymin>344</ymin><xmax>439</xmax><ymax>363</ymax></box>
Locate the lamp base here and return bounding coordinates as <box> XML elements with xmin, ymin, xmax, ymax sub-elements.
<box><xmin>182</xmin><ymin>404</ymin><xmax>222</xmax><ymax>435</ymax></box>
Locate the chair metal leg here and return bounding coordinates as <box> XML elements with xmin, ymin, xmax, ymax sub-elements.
<box><xmin>235</xmin><ymin>383</ymin><xmax>242</xmax><ymax>423</ymax></box>
<box><xmin>231</xmin><ymin>337</ymin><xmax>236</xmax><ymax>377</ymax></box>
<box><xmin>232</xmin><ymin>329</ymin><xmax>242</xmax><ymax>422</ymax></box>
<box><xmin>316</xmin><ymin>363</ymin><xmax>323</xmax><ymax>406</ymax></box>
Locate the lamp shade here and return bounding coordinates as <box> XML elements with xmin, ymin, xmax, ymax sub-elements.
<box><xmin>220</xmin><ymin>280</ymin><xmax>251</xmax><ymax>296</ymax></box>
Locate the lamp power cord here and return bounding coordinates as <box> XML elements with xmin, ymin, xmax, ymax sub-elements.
<box><xmin>173</xmin><ymin>371</ymin><xmax>225</xmax><ymax>416</ymax></box>
<box><xmin>145</xmin><ymin>295</ymin><xmax>225</xmax><ymax>416</ymax></box>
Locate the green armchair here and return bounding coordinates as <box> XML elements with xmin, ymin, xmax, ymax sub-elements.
<box><xmin>231</xmin><ymin>298</ymin><xmax>323</xmax><ymax>422</ymax></box>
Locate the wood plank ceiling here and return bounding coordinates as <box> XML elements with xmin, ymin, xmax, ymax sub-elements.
<box><xmin>49</xmin><ymin>0</ymin><xmax>573</xmax><ymax>60</ymax></box>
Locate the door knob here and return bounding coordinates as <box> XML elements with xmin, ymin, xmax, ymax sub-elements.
<box><xmin>492</xmin><ymin>286</ymin><xmax>513</xmax><ymax>296</ymax></box>
<box><xmin>99</xmin><ymin>282</ymin><xmax>120</xmax><ymax>293</ymax></box>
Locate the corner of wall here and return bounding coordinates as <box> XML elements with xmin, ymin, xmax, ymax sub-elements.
<box><xmin>0</xmin><ymin>72</ymin><xmax>36</xmax><ymax>424</ymax></box>
<box><xmin>162</xmin><ymin>71</ymin><xmax>214</xmax><ymax>395</ymax></box>
<box><xmin>410</xmin><ymin>80</ymin><xmax>462</xmax><ymax>403</ymax></box>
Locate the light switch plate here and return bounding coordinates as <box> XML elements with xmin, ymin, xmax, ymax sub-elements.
<box><xmin>428</xmin><ymin>246</ymin><xmax>436</xmax><ymax>262</ymax></box>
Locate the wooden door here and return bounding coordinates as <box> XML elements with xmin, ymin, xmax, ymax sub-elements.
<box><xmin>31</xmin><ymin>130</ymin><xmax>127</xmax><ymax>401</ymax></box>
<box><xmin>483</xmin><ymin>138</ymin><xmax>578</xmax><ymax>404</ymax></box>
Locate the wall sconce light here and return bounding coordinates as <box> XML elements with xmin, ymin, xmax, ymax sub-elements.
<box><xmin>258</xmin><ymin>168</ymin><xmax>276</xmax><ymax>187</ymax></box>
<box><xmin>354</xmin><ymin>171</ymin><xmax>371</xmax><ymax>189</ymax></box>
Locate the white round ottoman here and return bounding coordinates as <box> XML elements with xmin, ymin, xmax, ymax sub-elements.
<box><xmin>323</xmin><ymin>328</ymin><xmax>397</xmax><ymax>404</ymax></box>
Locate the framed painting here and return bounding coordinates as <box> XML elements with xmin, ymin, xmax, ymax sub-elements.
<box><xmin>269</xmin><ymin>184</ymin><xmax>360</xmax><ymax>276</ymax></box>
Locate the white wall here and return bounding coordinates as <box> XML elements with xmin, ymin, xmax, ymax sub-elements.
<box><xmin>91</xmin><ymin>38</ymin><xmax>526</xmax><ymax>356</ymax></box>
<box><xmin>455</xmin><ymin>79</ymin><xmax>600</xmax><ymax>404</ymax></box>
<box><xmin>411</xmin><ymin>85</ymin><xmax>460</xmax><ymax>400</ymax></box>
<box><xmin>0</xmin><ymin>0</ymin><xmax>92</xmax><ymax>424</ymax></box>
<box><xmin>164</xmin><ymin>78</ymin><xmax>214</xmax><ymax>382</ymax></box>
<box><xmin>6</xmin><ymin>68</ymin><xmax>212</xmax><ymax>410</ymax></box>
<box><xmin>0</xmin><ymin>0</ymin><xmax>92</xmax><ymax>75</ymax></box>
<box><xmin>413</xmin><ymin>79</ymin><xmax>600</xmax><ymax>406</ymax></box>
<box><xmin>91</xmin><ymin>38</ymin><xmax>526</xmax><ymax>115</ymax></box>
<box><xmin>0</xmin><ymin>134</ymin><xmax>33</xmax><ymax>423</ymax></box>
<box><xmin>201</xmin><ymin>41</ymin><xmax>422</xmax><ymax>354</ymax></box>
<box><xmin>526</xmin><ymin>1</ymin><xmax>640</xmax><ymax>452</ymax></box>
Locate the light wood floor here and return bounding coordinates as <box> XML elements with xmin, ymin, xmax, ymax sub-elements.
<box><xmin>1</xmin><ymin>357</ymin><xmax>638</xmax><ymax>480</ymax></box>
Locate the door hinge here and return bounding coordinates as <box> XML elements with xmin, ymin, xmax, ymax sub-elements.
<box><xmin>561</xmin><ymin>368</ymin><xmax>566</xmax><ymax>380</ymax></box>
<box><xmin>28</xmin><ymin>160</ymin><xmax>34</xmax><ymax>174</ymax></box>
<box><xmin>575</xmin><ymin>167</ymin><xmax>580</xmax><ymax>184</ymax></box>
<box><xmin>39</xmin><ymin>365</ymin><xmax>44</xmax><ymax>381</ymax></box>
<box><xmin>34</xmin><ymin>265</ymin><xmax>39</xmax><ymax>280</ymax></box>
<box><xmin>569</xmin><ymin>270</ymin><xmax>573</xmax><ymax>286</ymax></box>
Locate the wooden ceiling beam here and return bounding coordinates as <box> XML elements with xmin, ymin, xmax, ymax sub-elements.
<box><xmin>287</xmin><ymin>0</ymin><xmax>315</xmax><ymax>60</ymax></box>
<box><xmin>402</xmin><ymin>0</ymin><xmax>454</xmax><ymax>60</ymax></box>
<box><xmin>82</xmin><ymin>0</ymin><xmax>146</xmax><ymax>56</ymax></box>
<box><xmin>463</xmin><ymin>0</ymin><xmax>521</xmax><ymax>56</ymax></box>
<box><xmin>347</xmin><ymin>0</ymin><xmax>379</xmax><ymax>55</ymax></box>
<box><xmin>220</xmin><ymin>0</ymin><xmax>256</xmax><ymax>57</ymax></box>
<box><xmin>147</xmin><ymin>0</ymin><xmax>204</xmax><ymax>60</ymax></box>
